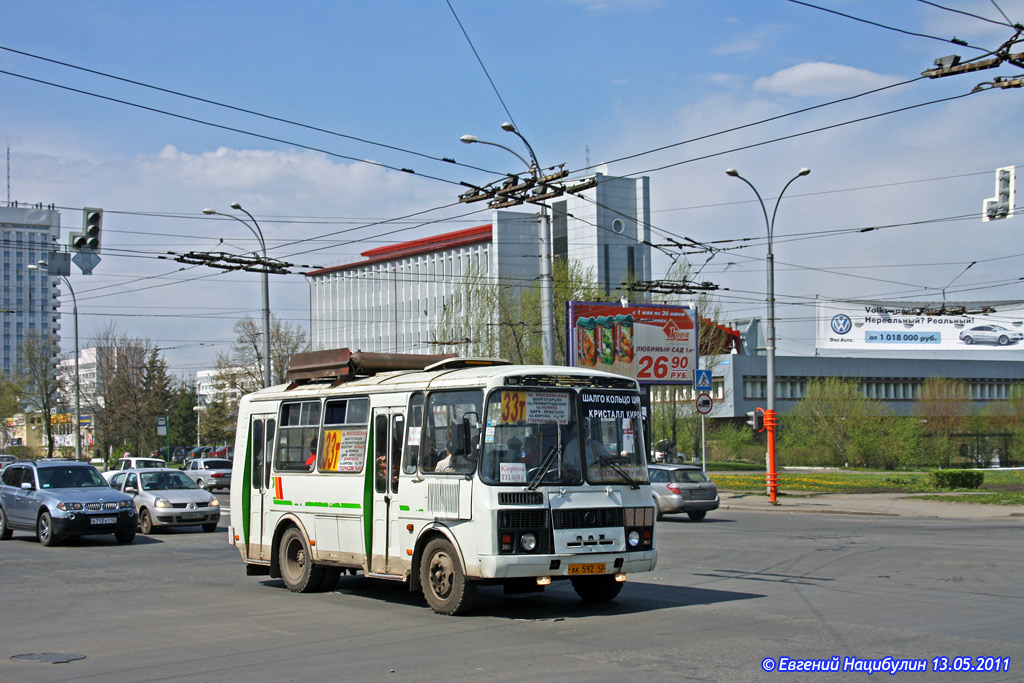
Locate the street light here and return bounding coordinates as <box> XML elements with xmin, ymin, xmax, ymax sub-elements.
<box><xmin>28</xmin><ymin>262</ymin><xmax>81</xmax><ymax>462</ymax></box>
<box><xmin>202</xmin><ymin>204</ymin><xmax>272</xmax><ymax>388</ymax></box>
<box><xmin>461</xmin><ymin>123</ymin><xmax>556</xmax><ymax>366</ymax></box>
<box><xmin>726</xmin><ymin>166</ymin><xmax>810</xmax><ymax>504</ymax></box>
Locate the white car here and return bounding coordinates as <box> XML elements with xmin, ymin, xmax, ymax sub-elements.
<box><xmin>959</xmin><ymin>325</ymin><xmax>1024</xmax><ymax>346</ymax></box>
<box><xmin>102</xmin><ymin>456</ymin><xmax>167</xmax><ymax>481</ymax></box>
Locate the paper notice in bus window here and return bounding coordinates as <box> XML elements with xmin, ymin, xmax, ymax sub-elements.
<box><xmin>525</xmin><ymin>392</ymin><xmax>570</xmax><ymax>425</ymax></box>
<box><xmin>407</xmin><ymin>426</ymin><xmax>421</xmax><ymax>447</ymax></box>
<box><xmin>322</xmin><ymin>428</ymin><xmax>367</xmax><ymax>472</ymax></box>
<box><xmin>500</xmin><ymin>462</ymin><xmax>527</xmax><ymax>483</ymax></box>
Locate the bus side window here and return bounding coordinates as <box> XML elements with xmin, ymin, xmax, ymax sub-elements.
<box><xmin>404</xmin><ymin>393</ymin><xmax>423</xmax><ymax>475</ymax></box>
<box><xmin>276</xmin><ymin>401</ymin><xmax>321</xmax><ymax>472</ymax></box>
<box><xmin>251</xmin><ymin>419</ymin><xmax>265</xmax><ymax>488</ymax></box>
<box><xmin>264</xmin><ymin>419</ymin><xmax>275</xmax><ymax>489</ymax></box>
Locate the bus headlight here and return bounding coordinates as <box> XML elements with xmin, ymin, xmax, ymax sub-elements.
<box><xmin>627</xmin><ymin>530</ymin><xmax>640</xmax><ymax>547</ymax></box>
<box><xmin>519</xmin><ymin>532</ymin><xmax>538</xmax><ymax>552</ymax></box>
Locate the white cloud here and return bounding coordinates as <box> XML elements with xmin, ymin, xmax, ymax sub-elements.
<box><xmin>711</xmin><ymin>23</ymin><xmax>789</xmax><ymax>56</ymax></box>
<box><xmin>753</xmin><ymin>62</ymin><xmax>900</xmax><ymax>97</ymax></box>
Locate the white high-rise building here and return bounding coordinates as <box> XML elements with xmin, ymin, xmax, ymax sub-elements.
<box><xmin>306</xmin><ymin>172</ymin><xmax>651</xmax><ymax>356</ymax></box>
<box><xmin>1</xmin><ymin>205</ymin><xmax>62</xmax><ymax>376</ymax></box>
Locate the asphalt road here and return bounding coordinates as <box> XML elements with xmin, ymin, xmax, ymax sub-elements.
<box><xmin>0</xmin><ymin>500</ymin><xmax>1021</xmax><ymax>682</ymax></box>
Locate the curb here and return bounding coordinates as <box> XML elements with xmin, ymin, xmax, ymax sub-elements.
<box><xmin>720</xmin><ymin>504</ymin><xmax>899</xmax><ymax>517</ymax></box>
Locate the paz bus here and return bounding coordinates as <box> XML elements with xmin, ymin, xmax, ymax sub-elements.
<box><xmin>228</xmin><ymin>349</ymin><xmax>657</xmax><ymax>615</ymax></box>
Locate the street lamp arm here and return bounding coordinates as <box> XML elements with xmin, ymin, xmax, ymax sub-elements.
<box><xmin>460</xmin><ymin>137</ymin><xmax>533</xmax><ymax>172</ymax></box>
<box><xmin>204</xmin><ymin>208</ymin><xmax>266</xmax><ymax>256</ymax></box>
<box><xmin>769</xmin><ymin>168</ymin><xmax>811</xmax><ymax>237</ymax></box>
<box><xmin>501</xmin><ymin>122</ymin><xmax>540</xmax><ymax>173</ymax></box>
<box><xmin>725</xmin><ymin>171</ymin><xmax>771</xmax><ymax>239</ymax></box>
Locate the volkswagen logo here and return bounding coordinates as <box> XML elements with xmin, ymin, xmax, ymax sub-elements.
<box><xmin>831</xmin><ymin>314</ymin><xmax>853</xmax><ymax>335</ymax></box>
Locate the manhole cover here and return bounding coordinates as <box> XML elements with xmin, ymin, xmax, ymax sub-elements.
<box><xmin>11</xmin><ymin>653</ymin><xmax>87</xmax><ymax>664</ymax></box>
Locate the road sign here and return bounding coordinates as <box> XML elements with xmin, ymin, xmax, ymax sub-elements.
<box><xmin>157</xmin><ymin>416</ymin><xmax>167</xmax><ymax>437</ymax></box>
<box><xmin>695</xmin><ymin>369</ymin><xmax>712</xmax><ymax>392</ymax></box>
<box><xmin>695</xmin><ymin>393</ymin><xmax>713</xmax><ymax>414</ymax></box>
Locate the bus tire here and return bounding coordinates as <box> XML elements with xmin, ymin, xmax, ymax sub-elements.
<box><xmin>318</xmin><ymin>567</ymin><xmax>342</xmax><ymax>592</ymax></box>
<box><xmin>420</xmin><ymin>537</ymin><xmax>475</xmax><ymax>615</ymax></box>
<box><xmin>571</xmin><ymin>575</ymin><xmax>622</xmax><ymax>603</ymax></box>
<box><xmin>278</xmin><ymin>526</ymin><xmax>324</xmax><ymax>593</ymax></box>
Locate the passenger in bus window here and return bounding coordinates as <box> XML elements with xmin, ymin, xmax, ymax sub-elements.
<box><xmin>435</xmin><ymin>441</ymin><xmax>467</xmax><ymax>473</ymax></box>
<box><xmin>305</xmin><ymin>437</ymin><xmax>317</xmax><ymax>471</ymax></box>
<box><xmin>522</xmin><ymin>436</ymin><xmax>541</xmax><ymax>469</ymax></box>
<box><xmin>567</xmin><ymin>423</ymin><xmax>613</xmax><ymax>467</ymax></box>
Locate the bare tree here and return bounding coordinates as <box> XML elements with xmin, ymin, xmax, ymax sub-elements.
<box><xmin>215</xmin><ymin>315</ymin><xmax>309</xmax><ymax>395</ymax></box>
<box><xmin>16</xmin><ymin>332</ymin><xmax>68</xmax><ymax>458</ymax></box>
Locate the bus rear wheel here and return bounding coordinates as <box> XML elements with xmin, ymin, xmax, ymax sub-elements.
<box><xmin>420</xmin><ymin>537</ymin><xmax>475</xmax><ymax>615</ymax></box>
<box><xmin>279</xmin><ymin>526</ymin><xmax>324</xmax><ymax>593</ymax></box>
<box><xmin>571</xmin><ymin>574</ymin><xmax>622</xmax><ymax>603</ymax></box>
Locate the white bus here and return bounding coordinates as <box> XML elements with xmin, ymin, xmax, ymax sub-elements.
<box><xmin>229</xmin><ymin>349</ymin><xmax>657</xmax><ymax>615</ymax></box>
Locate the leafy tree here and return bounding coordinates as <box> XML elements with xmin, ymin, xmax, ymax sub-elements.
<box><xmin>915</xmin><ymin>376</ymin><xmax>972</xmax><ymax>467</ymax></box>
<box><xmin>214</xmin><ymin>315</ymin><xmax>309</xmax><ymax>395</ymax></box>
<box><xmin>199</xmin><ymin>391</ymin><xmax>237</xmax><ymax>447</ymax></box>
<box><xmin>781</xmin><ymin>377</ymin><xmax>903</xmax><ymax>468</ymax></box>
<box><xmin>167</xmin><ymin>377</ymin><xmax>200</xmax><ymax>455</ymax></box>
<box><xmin>91</xmin><ymin>324</ymin><xmax>165</xmax><ymax>459</ymax></box>
<box><xmin>15</xmin><ymin>332</ymin><xmax>67</xmax><ymax>458</ymax></box>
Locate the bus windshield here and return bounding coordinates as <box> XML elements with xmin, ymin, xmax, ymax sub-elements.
<box><xmin>480</xmin><ymin>388</ymin><xmax>648</xmax><ymax>487</ymax></box>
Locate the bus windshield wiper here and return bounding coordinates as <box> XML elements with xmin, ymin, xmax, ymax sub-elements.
<box><xmin>527</xmin><ymin>444</ymin><xmax>562</xmax><ymax>491</ymax></box>
<box><xmin>595</xmin><ymin>454</ymin><xmax>640</xmax><ymax>490</ymax></box>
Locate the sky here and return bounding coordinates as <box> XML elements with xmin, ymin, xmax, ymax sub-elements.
<box><xmin>2</xmin><ymin>0</ymin><xmax>1024</xmax><ymax>376</ymax></box>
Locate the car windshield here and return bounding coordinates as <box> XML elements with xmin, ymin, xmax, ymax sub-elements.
<box><xmin>38</xmin><ymin>466</ymin><xmax>106</xmax><ymax>488</ymax></box>
<box><xmin>139</xmin><ymin>459</ymin><xmax>165</xmax><ymax>468</ymax></box>
<box><xmin>670</xmin><ymin>469</ymin><xmax>709</xmax><ymax>483</ymax></box>
<box><xmin>141</xmin><ymin>471</ymin><xmax>198</xmax><ymax>490</ymax></box>
<box><xmin>202</xmin><ymin>459</ymin><xmax>232</xmax><ymax>469</ymax></box>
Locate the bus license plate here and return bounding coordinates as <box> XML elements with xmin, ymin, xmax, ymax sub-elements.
<box><xmin>568</xmin><ymin>563</ymin><xmax>606</xmax><ymax>575</ymax></box>
<box><xmin>90</xmin><ymin>517</ymin><xmax>116</xmax><ymax>525</ymax></box>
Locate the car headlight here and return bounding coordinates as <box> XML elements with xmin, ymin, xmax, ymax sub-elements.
<box><xmin>118</xmin><ymin>500</ymin><xmax>134</xmax><ymax>509</ymax></box>
<box><xmin>627</xmin><ymin>530</ymin><xmax>641</xmax><ymax>547</ymax></box>
<box><xmin>208</xmin><ymin>498</ymin><xmax>220</xmax><ymax>507</ymax></box>
<box><xmin>56</xmin><ymin>502</ymin><xmax>83</xmax><ymax>511</ymax></box>
<box><xmin>519</xmin><ymin>532</ymin><xmax>538</xmax><ymax>552</ymax></box>
<box><xmin>154</xmin><ymin>497</ymin><xmax>172</xmax><ymax>508</ymax></box>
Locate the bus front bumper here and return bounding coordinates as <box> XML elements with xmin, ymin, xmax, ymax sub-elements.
<box><xmin>476</xmin><ymin>549</ymin><xmax>657</xmax><ymax>579</ymax></box>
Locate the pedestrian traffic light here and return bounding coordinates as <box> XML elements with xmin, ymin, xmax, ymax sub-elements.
<box><xmin>983</xmin><ymin>167</ymin><xmax>1014</xmax><ymax>221</ymax></box>
<box><xmin>746</xmin><ymin>409</ymin><xmax>764</xmax><ymax>432</ymax></box>
<box><xmin>70</xmin><ymin>207</ymin><xmax>103</xmax><ymax>252</ymax></box>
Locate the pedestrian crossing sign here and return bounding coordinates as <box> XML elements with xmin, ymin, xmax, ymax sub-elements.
<box><xmin>695</xmin><ymin>369</ymin><xmax>712</xmax><ymax>391</ymax></box>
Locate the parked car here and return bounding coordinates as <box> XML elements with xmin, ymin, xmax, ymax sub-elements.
<box><xmin>108</xmin><ymin>468</ymin><xmax>220</xmax><ymax>534</ymax></box>
<box><xmin>0</xmin><ymin>460</ymin><xmax>137</xmax><ymax>545</ymax></box>
<box><xmin>187</xmin><ymin>446</ymin><xmax>214</xmax><ymax>460</ymax></box>
<box><xmin>0</xmin><ymin>454</ymin><xmax>18</xmax><ymax>471</ymax></box>
<box><xmin>102</xmin><ymin>456</ymin><xmax>168</xmax><ymax>482</ymax></box>
<box><xmin>959</xmin><ymin>324</ymin><xmax>1024</xmax><ymax>346</ymax></box>
<box><xmin>648</xmin><ymin>463</ymin><xmax>719</xmax><ymax>521</ymax></box>
<box><xmin>213</xmin><ymin>445</ymin><xmax>234</xmax><ymax>459</ymax></box>
<box><xmin>180</xmin><ymin>458</ymin><xmax>233</xmax><ymax>491</ymax></box>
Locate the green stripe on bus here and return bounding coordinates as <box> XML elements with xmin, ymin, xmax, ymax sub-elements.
<box><xmin>398</xmin><ymin>505</ymin><xmax>410</xmax><ymax>511</ymax></box>
<box><xmin>305</xmin><ymin>501</ymin><xmax>329</xmax><ymax>507</ymax></box>
<box><xmin>330</xmin><ymin>502</ymin><xmax>361</xmax><ymax>509</ymax></box>
<box><xmin>273</xmin><ymin>499</ymin><xmax>293</xmax><ymax>505</ymax></box>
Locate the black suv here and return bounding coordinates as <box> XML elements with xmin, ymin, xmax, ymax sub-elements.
<box><xmin>0</xmin><ymin>460</ymin><xmax>137</xmax><ymax>546</ymax></box>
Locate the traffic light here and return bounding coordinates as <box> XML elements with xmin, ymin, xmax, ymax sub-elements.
<box><xmin>983</xmin><ymin>167</ymin><xmax>1014</xmax><ymax>221</ymax></box>
<box><xmin>70</xmin><ymin>207</ymin><xmax>103</xmax><ymax>252</ymax></box>
<box><xmin>746</xmin><ymin>409</ymin><xmax>764</xmax><ymax>432</ymax></box>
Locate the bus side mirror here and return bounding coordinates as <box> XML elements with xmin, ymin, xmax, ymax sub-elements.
<box><xmin>462</xmin><ymin>412</ymin><xmax>480</xmax><ymax>460</ymax></box>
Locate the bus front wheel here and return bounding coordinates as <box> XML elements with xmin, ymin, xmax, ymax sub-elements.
<box><xmin>420</xmin><ymin>537</ymin><xmax>475</xmax><ymax>615</ymax></box>
<box><xmin>571</xmin><ymin>574</ymin><xmax>622</xmax><ymax>603</ymax></box>
<box><xmin>279</xmin><ymin>526</ymin><xmax>324</xmax><ymax>593</ymax></box>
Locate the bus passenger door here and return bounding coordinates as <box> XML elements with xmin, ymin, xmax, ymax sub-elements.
<box><xmin>369</xmin><ymin>408</ymin><xmax>404</xmax><ymax>574</ymax></box>
<box><xmin>247</xmin><ymin>413</ymin><xmax>276</xmax><ymax>562</ymax></box>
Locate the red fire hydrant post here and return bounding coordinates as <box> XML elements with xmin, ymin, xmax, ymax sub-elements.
<box><xmin>764</xmin><ymin>409</ymin><xmax>779</xmax><ymax>504</ymax></box>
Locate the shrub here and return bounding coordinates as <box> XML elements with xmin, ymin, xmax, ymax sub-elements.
<box><xmin>931</xmin><ymin>469</ymin><xmax>984</xmax><ymax>490</ymax></box>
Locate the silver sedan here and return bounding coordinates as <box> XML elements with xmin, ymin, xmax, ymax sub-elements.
<box><xmin>108</xmin><ymin>468</ymin><xmax>220</xmax><ymax>534</ymax></box>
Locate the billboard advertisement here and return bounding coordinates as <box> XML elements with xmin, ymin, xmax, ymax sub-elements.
<box><xmin>567</xmin><ymin>301</ymin><xmax>698</xmax><ymax>384</ymax></box>
<box><xmin>816</xmin><ymin>299</ymin><xmax>1024</xmax><ymax>351</ymax></box>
